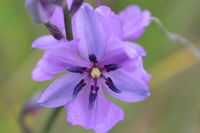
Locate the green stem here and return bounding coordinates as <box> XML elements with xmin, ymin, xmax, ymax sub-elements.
<box><xmin>63</xmin><ymin>4</ymin><xmax>73</xmax><ymax>40</ymax></box>
<box><xmin>42</xmin><ymin>107</ymin><xmax>62</xmax><ymax>133</ymax></box>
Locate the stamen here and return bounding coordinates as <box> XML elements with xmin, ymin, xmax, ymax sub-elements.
<box><xmin>104</xmin><ymin>64</ymin><xmax>121</xmax><ymax>72</ymax></box>
<box><xmin>105</xmin><ymin>77</ymin><xmax>121</xmax><ymax>93</ymax></box>
<box><xmin>67</xmin><ymin>66</ymin><xmax>87</xmax><ymax>74</ymax></box>
<box><xmin>89</xmin><ymin>54</ymin><xmax>98</xmax><ymax>63</ymax></box>
<box><xmin>88</xmin><ymin>85</ymin><xmax>98</xmax><ymax>110</ymax></box>
<box><xmin>73</xmin><ymin>79</ymin><xmax>86</xmax><ymax>98</ymax></box>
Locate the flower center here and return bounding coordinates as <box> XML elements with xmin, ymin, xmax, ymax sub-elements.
<box><xmin>90</xmin><ymin>67</ymin><xmax>101</xmax><ymax>78</ymax></box>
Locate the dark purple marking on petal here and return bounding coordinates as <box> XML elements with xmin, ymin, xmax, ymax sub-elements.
<box><xmin>104</xmin><ymin>64</ymin><xmax>121</xmax><ymax>72</ymax></box>
<box><xmin>105</xmin><ymin>77</ymin><xmax>121</xmax><ymax>93</ymax></box>
<box><xmin>89</xmin><ymin>54</ymin><xmax>98</xmax><ymax>63</ymax></box>
<box><xmin>88</xmin><ymin>85</ymin><xmax>98</xmax><ymax>110</ymax></box>
<box><xmin>73</xmin><ymin>79</ymin><xmax>86</xmax><ymax>98</ymax></box>
<box><xmin>67</xmin><ymin>66</ymin><xmax>87</xmax><ymax>74</ymax></box>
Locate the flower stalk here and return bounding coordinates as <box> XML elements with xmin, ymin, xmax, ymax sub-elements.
<box><xmin>63</xmin><ymin>4</ymin><xmax>73</xmax><ymax>40</ymax></box>
<box><xmin>41</xmin><ymin>107</ymin><xmax>62</xmax><ymax>133</ymax></box>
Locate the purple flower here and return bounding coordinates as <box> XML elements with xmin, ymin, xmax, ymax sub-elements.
<box><xmin>118</xmin><ymin>5</ymin><xmax>151</xmax><ymax>40</ymax></box>
<box><xmin>96</xmin><ymin>5</ymin><xmax>151</xmax><ymax>41</ymax></box>
<box><xmin>26</xmin><ymin>0</ymin><xmax>73</xmax><ymax>23</ymax></box>
<box><xmin>32</xmin><ymin>3</ymin><xmax>151</xmax><ymax>133</ymax></box>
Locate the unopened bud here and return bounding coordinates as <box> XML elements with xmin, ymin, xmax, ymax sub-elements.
<box><xmin>19</xmin><ymin>93</ymin><xmax>43</xmax><ymax>133</ymax></box>
<box><xmin>70</xmin><ymin>0</ymin><xmax>84</xmax><ymax>14</ymax></box>
<box><xmin>26</xmin><ymin>0</ymin><xmax>56</xmax><ymax>23</ymax></box>
<box><xmin>22</xmin><ymin>93</ymin><xmax>43</xmax><ymax>115</ymax></box>
<box><xmin>45</xmin><ymin>23</ymin><xmax>64</xmax><ymax>40</ymax></box>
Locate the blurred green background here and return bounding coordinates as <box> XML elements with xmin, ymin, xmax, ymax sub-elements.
<box><xmin>0</xmin><ymin>0</ymin><xmax>200</xmax><ymax>133</ymax></box>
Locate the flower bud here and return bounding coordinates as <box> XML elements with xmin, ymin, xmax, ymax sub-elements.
<box><xmin>45</xmin><ymin>23</ymin><xmax>64</xmax><ymax>40</ymax></box>
<box><xmin>70</xmin><ymin>0</ymin><xmax>84</xmax><ymax>14</ymax></box>
<box><xmin>22</xmin><ymin>93</ymin><xmax>43</xmax><ymax>115</ymax></box>
<box><xmin>26</xmin><ymin>0</ymin><xmax>60</xmax><ymax>23</ymax></box>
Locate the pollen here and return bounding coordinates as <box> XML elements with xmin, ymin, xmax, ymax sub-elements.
<box><xmin>90</xmin><ymin>67</ymin><xmax>101</xmax><ymax>78</ymax></box>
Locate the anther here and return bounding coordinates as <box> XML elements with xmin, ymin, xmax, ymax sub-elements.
<box><xmin>73</xmin><ymin>79</ymin><xmax>86</xmax><ymax>98</ymax></box>
<box><xmin>104</xmin><ymin>64</ymin><xmax>121</xmax><ymax>72</ymax></box>
<box><xmin>67</xmin><ymin>66</ymin><xmax>87</xmax><ymax>74</ymax></box>
<box><xmin>88</xmin><ymin>85</ymin><xmax>98</xmax><ymax>110</ymax></box>
<box><xmin>105</xmin><ymin>77</ymin><xmax>121</xmax><ymax>93</ymax></box>
<box><xmin>89</xmin><ymin>54</ymin><xmax>98</xmax><ymax>63</ymax></box>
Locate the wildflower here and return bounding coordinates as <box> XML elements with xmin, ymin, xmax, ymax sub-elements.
<box><xmin>32</xmin><ymin>3</ymin><xmax>151</xmax><ymax>133</ymax></box>
<box><xmin>95</xmin><ymin>5</ymin><xmax>151</xmax><ymax>41</ymax></box>
<box><xmin>26</xmin><ymin>0</ymin><xmax>58</xmax><ymax>23</ymax></box>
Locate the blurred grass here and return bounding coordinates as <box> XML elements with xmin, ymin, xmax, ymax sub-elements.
<box><xmin>0</xmin><ymin>0</ymin><xmax>200</xmax><ymax>133</ymax></box>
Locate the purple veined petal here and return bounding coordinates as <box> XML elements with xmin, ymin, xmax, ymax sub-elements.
<box><xmin>73</xmin><ymin>3</ymin><xmax>106</xmax><ymax>61</ymax></box>
<box><xmin>32</xmin><ymin>39</ymin><xmax>88</xmax><ymax>81</ymax></box>
<box><xmin>26</xmin><ymin>0</ymin><xmax>55</xmax><ymax>23</ymax></box>
<box><xmin>44</xmin><ymin>42</ymin><xmax>89</xmax><ymax>67</ymax></box>
<box><xmin>95</xmin><ymin>5</ymin><xmax>123</xmax><ymax>41</ymax></box>
<box><xmin>66</xmin><ymin>88</ymin><xmax>124</xmax><ymax>133</ymax></box>
<box><xmin>121</xmin><ymin>56</ymin><xmax>151</xmax><ymax>84</ymax></box>
<box><xmin>118</xmin><ymin>5</ymin><xmax>151</xmax><ymax>40</ymax></box>
<box><xmin>111</xmin><ymin>41</ymin><xmax>150</xmax><ymax>83</ymax></box>
<box><xmin>100</xmin><ymin>40</ymin><xmax>138</xmax><ymax>65</ymax></box>
<box><xmin>32</xmin><ymin>58</ymin><xmax>65</xmax><ymax>81</ymax></box>
<box><xmin>38</xmin><ymin>73</ymin><xmax>84</xmax><ymax>108</ymax></box>
<box><xmin>49</xmin><ymin>6</ymin><xmax>65</xmax><ymax>30</ymax></box>
<box><xmin>103</xmin><ymin>70</ymin><xmax>150</xmax><ymax>102</ymax></box>
<box><xmin>122</xmin><ymin>41</ymin><xmax>146</xmax><ymax>56</ymax></box>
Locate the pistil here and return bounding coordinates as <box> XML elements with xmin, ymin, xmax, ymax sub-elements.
<box><xmin>90</xmin><ymin>67</ymin><xmax>102</xmax><ymax>78</ymax></box>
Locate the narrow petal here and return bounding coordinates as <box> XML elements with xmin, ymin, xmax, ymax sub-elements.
<box><xmin>38</xmin><ymin>73</ymin><xmax>84</xmax><ymax>108</ymax></box>
<box><xmin>104</xmin><ymin>70</ymin><xmax>150</xmax><ymax>102</ymax></box>
<box><xmin>96</xmin><ymin>6</ymin><xmax>123</xmax><ymax>41</ymax></box>
<box><xmin>118</xmin><ymin>5</ymin><xmax>151</xmax><ymax>40</ymax></box>
<box><xmin>73</xmin><ymin>3</ymin><xmax>106</xmax><ymax>61</ymax></box>
<box><xmin>66</xmin><ymin>89</ymin><xmax>124</xmax><ymax>133</ymax></box>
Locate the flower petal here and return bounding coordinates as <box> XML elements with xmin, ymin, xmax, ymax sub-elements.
<box><xmin>38</xmin><ymin>73</ymin><xmax>84</xmax><ymax>108</ymax></box>
<box><xmin>100</xmin><ymin>40</ymin><xmax>138</xmax><ymax>65</ymax></box>
<box><xmin>32</xmin><ymin>39</ymin><xmax>88</xmax><ymax>81</ymax></box>
<box><xmin>32</xmin><ymin>58</ymin><xmax>65</xmax><ymax>81</ymax></box>
<box><xmin>104</xmin><ymin>70</ymin><xmax>150</xmax><ymax>102</ymax></box>
<box><xmin>121</xmin><ymin>56</ymin><xmax>151</xmax><ymax>84</ymax></box>
<box><xmin>49</xmin><ymin>6</ymin><xmax>65</xmax><ymax>30</ymax></box>
<box><xmin>26</xmin><ymin>0</ymin><xmax>55</xmax><ymax>23</ymax></box>
<box><xmin>66</xmin><ymin>89</ymin><xmax>124</xmax><ymax>133</ymax></box>
<box><xmin>122</xmin><ymin>41</ymin><xmax>146</xmax><ymax>56</ymax></box>
<box><xmin>118</xmin><ymin>5</ymin><xmax>151</xmax><ymax>40</ymax></box>
<box><xmin>31</xmin><ymin>35</ymin><xmax>58</xmax><ymax>49</ymax></box>
<box><xmin>96</xmin><ymin>6</ymin><xmax>123</xmax><ymax>41</ymax></box>
<box><xmin>73</xmin><ymin>3</ymin><xmax>106</xmax><ymax>61</ymax></box>
<box><xmin>118</xmin><ymin>41</ymin><xmax>151</xmax><ymax>83</ymax></box>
